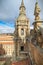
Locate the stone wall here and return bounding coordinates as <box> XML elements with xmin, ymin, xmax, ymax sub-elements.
<box><xmin>29</xmin><ymin>43</ymin><xmax>43</xmax><ymax>65</ymax></box>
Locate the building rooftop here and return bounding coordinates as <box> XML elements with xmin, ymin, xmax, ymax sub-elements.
<box><xmin>0</xmin><ymin>34</ymin><xmax>14</xmax><ymax>44</ymax></box>
<box><xmin>0</xmin><ymin>35</ymin><xmax>14</xmax><ymax>41</ymax></box>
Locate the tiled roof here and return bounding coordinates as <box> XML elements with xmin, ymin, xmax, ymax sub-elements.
<box><xmin>0</xmin><ymin>41</ymin><xmax>14</xmax><ymax>44</ymax></box>
<box><xmin>0</xmin><ymin>35</ymin><xmax>14</xmax><ymax>41</ymax></box>
<box><xmin>0</xmin><ymin>35</ymin><xmax>14</xmax><ymax>44</ymax></box>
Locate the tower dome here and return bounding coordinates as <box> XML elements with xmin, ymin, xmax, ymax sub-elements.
<box><xmin>17</xmin><ymin>14</ymin><xmax>29</xmax><ymax>21</ymax></box>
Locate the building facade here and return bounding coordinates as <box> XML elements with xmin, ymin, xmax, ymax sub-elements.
<box><xmin>0</xmin><ymin>34</ymin><xmax>14</xmax><ymax>57</ymax></box>
<box><xmin>13</xmin><ymin>0</ymin><xmax>30</xmax><ymax>61</ymax></box>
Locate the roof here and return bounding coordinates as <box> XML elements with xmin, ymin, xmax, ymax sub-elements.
<box><xmin>17</xmin><ymin>14</ymin><xmax>29</xmax><ymax>21</ymax></box>
<box><xmin>32</xmin><ymin>20</ymin><xmax>43</xmax><ymax>25</ymax></box>
<box><xmin>0</xmin><ymin>35</ymin><xmax>14</xmax><ymax>44</ymax></box>
<box><xmin>0</xmin><ymin>41</ymin><xmax>14</xmax><ymax>44</ymax></box>
<box><xmin>0</xmin><ymin>35</ymin><xmax>14</xmax><ymax>41</ymax></box>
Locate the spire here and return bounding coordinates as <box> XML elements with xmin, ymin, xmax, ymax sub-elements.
<box><xmin>34</xmin><ymin>0</ymin><xmax>41</xmax><ymax>21</ymax></box>
<box><xmin>19</xmin><ymin>0</ymin><xmax>26</xmax><ymax>15</ymax></box>
<box><xmin>21</xmin><ymin>0</ymin><xmax>24</xmax><ymax>6</ymax></box>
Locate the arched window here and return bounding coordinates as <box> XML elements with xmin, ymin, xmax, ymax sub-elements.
<box><xmin>20</xmin><ymin>46</ymin><xmax>24</xmax><ymax>51</ymax></box>
<box><xmin>21</xmin><ymin>28</ymin><xmax>24</xmax><ymax>35</ymax></box>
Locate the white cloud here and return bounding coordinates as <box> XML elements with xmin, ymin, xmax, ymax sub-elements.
<box><xmin>0</xmin><ymin>25</ymin><xmax>14</xmax><ymax>33</ymax></box>
<box><xmin>30</xmin><ymin>26</ymin><xmax>33</xmax><ymax>29</ymax></box>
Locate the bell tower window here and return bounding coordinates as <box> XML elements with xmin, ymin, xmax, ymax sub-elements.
<box><xmin>21</xmin><ymin>28</ymin><xmax>24</xmax><ymax>35</ymax></box>
<box><xmin>20</xmin><ymin>46</ymin><xmax>24</xmax><ymax>51</ymax></box>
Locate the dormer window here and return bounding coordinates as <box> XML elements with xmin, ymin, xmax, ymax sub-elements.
<box><xmin>21</xmin><ymin>28</ymin><xmax>24</xmax><ymax>35</ymax></box>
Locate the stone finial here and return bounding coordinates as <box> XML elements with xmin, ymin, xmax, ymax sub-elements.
<box><xmin>19</xmin><ymin>0</ymin><xmax>26</xmax><ymax>15</ymax></box>
<box><xmin>34</xmin><ymin>0</ymin><xmax>40</xmax><ymax>21</ymax></box>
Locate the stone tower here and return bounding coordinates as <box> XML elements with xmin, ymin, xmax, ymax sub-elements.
<box><xmin>13</xmin><ymin>0</ymin><xmax>30</xmax><ymax>61</ymax></box>
<box><xmin>33</xmin><ymin>0</ymin><xmax>41</xmax><ymax>31</ymax></box>
<box><xmin>34</xmin><ymin>0</ymin><xmax>40</xmax><ymax>21</ymax></box>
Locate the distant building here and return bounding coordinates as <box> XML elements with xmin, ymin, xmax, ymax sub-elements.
<box><xmin>0</xmin><ymin>34</ymin><xmax>14</xmax><ymax>57</ymax></box>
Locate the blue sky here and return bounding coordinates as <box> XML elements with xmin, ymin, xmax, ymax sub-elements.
<box><xmin>0</xmin><ymin>0</ymin><xmax>43</xmax><ymax>33</ymax></box>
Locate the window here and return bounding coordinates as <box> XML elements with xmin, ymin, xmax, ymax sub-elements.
<box><xmin>21</xmin><ymin>28</ymin><xmax>24</xmax><ymax>35</ymax></box>
<box><xmin>20</xmin><ymin>46</ymin><xmax>24</xmax><ymax>51</ymax></box>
